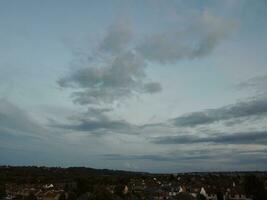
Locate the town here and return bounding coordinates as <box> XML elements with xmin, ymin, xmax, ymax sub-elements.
<box><xmin>0</xmin><ymin>166</ymin><xmax>266</xmax><ymax>200</ymax></box>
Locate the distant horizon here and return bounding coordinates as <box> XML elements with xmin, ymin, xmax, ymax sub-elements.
<box><xmin>1</xmin><ymin>0</ymin><xmax>267</xmax><ymax>173</ymax></box>
<box><xmin>1</xmin><ymin>165</ymin><xmax>267</xmax><ymax>175</ymax></box>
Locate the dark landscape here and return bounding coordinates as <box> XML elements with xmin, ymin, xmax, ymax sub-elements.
<box><xmin>0</xmin><ymin>166</ymin><xmax>266</xmax><ymax>200</ymax></box>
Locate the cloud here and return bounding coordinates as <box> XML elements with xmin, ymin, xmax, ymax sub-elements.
<box><xmin>143</xmin><ymin>82</ymin><xmax>162</xmax><ymax>93</ymax></box>
<box><xmin>59</xmin><ymin>11</ymin><xmax>235</xmax><ymax>106</ymax></box>
<box><xmin>152</xmin><ymin>130</ymin><xmax>267</xmax><ymax>145</ymax></box>
<box><xmin>99</xmin><ymin>22</ymin><xmax>133</xmax><ymax>54</ymax></box>
<box><xmin>237</xmin><ymin>75</ymin><xmax>267</xmax><ymax>94</ymax></box>
<box><xmin>102</xmin><ymin>148</ymin><xmax>260</xmax><ymax>162</ymax></box>
<box><xmin>101</xmin><ymin>146</ymin><xmax>267</xmax><ymax>172</ymax></box>
<box><xmin>172</xmin><ymin>96</ymin><xmax>267</xmax><ymax>127</ymax></box>
<box><xmin>0</xmin><ymin>99</ymin><xmax>45</xmax><ymax>138</ymax></box>
<box><xmin>102</xmin><ymin>153</ymin><xmax>218</xmax><ymax>163</ymax></box>
<box><xmin>83</xmin><ymin>107</ymin><xmax>113</xmax><ymax>121</ymax></box>
<box><xmin>137</xmin><ymin>10</ymin><xmax>235</xmax><ymax>63</ymax></box>
<box><xmin>232</xmin><ymin>155</ymin><xmax>267</xmax><ymax>167</ymax></box>
<box><xmin>52</xmin><ymin>118</ymin><xmax>133</xmax><ymax>133</ymax></box>
<box><xmin>103</xmin><ymin>154</ymin><xmax>173</xmax><ymax>162</ymax></box>
<box><xmin>58</xmin><ymin>20</ymin><xmax>162</xmax><ymax>106</ymax></box>
<box><xmin>59</xmin><ymin>50</ymin><xmax>161</xmax><ymax>105</ymax></box>
<box><xmin>49</xmin><ymin>106</ymin><xmax>139</xmax><ymax>134</ymax></box>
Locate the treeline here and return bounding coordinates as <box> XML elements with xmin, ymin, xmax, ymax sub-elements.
<box><xmin>0</xmin><ymin>166</ymin><xmax>146</xmax><ymax>184</ymax></box>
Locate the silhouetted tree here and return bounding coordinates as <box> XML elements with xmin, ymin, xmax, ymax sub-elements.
<box><xmin>93</xmin><ymin>190</ymin><xmax>113</xmax><ymax>200</ymax></box>
<box><xmin>59</xmin><ymin>192</ymin><xmax>66</xmax><ymax>200</ymax></box>
<box><xmin>216</xmin><ymin>190</ymin><xmax>223</xmax><ymax>200</ymax></box>
<box><xmin>114</xmin><ymin>184</ymin><xmax>124</xmax><ymax>197</ymax></box>
<box><xmin>197</xmin><ymin>193</ymin><xmax>206</xmax><ymax>200</ymax></box>
<box><xmin>169</xmin><ymin>174</ymin><xmax>176</xmax><ymax>182</ymax></box>
<box><xmin>76</xmin><ymin>178</ymin><xmax>93</xmax><ymax>194</ymax></box>
<box><xmin>0</xmin><ymin>183</ymin><xmax>6</xmax><ymax>199</ymax></box>
<box><xmin>244</xmin><ymin>175</ymin><xmax>266</xmax><ymax>200</ymax></box>
<box><xmin>13</xmin><ymin>194</ymin><xmax>23</xmax><ymax>200</ymax></box>
<box><xmin>67</xmin><ymin>191</ymin><xmax>77</xmax><ymax>200</ymax></box>
<box><xmin>25</xmin><ymin>193</ymin><xmax>37</xmax><ymax>200</ymax></box>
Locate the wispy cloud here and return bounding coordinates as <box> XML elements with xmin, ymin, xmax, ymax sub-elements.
<box><xmin>102</xmin><ymin>147</ymin><xmax>267</xmax><ymax>170</ymax></box>
<box><xmin>0</xmin><ymin>99</ymin><xmax>45</xmax><ymax>139</ymax></box>
<box><xmin>172</xmin><ymin>96</ymin><xmax>267</xmax><ymax>127</ymax></box>
<box><xmin>52</xmin><ymin>118</ymin><xmax>134</xmax><ymax>133</ymax></box>
<box><xmin>59</xmin><ymin>10</ymin><xmax>235</xmax><ymax>107</ymax></box>
<box><xmin>137</xmin><ymin>10</ymin><xmax>235</xmax><ymax>63</ymax></box>
<box><xmin>99</xmin><ymin>22</ymin><xmax>133</xmax><ymax>54</ymax></box>
<box><xmin>237</xmin><ymin>75</ymin><xmax>267</xmax><ymax>94</ymax></box>
<box><xmin>152</xmin><ymin>130</ymin><xmax>267</xmax><ymax>145</ymax></box>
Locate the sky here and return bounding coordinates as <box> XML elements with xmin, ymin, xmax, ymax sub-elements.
<box><xmin>0</xmin><ymin>0</ymin><xmax>267</xmax><ymax>173</ymax></box>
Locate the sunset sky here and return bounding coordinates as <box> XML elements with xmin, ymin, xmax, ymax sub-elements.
<box><xmin>1</xmin><ymin>0</ymin><xmax>267</xmax><ymax>173</ymax></box>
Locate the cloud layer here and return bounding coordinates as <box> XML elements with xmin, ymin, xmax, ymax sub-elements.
<box><xmin>2</xmin><ymin>0</ymin><xmax>267</xmax><ymax>172</ymax></box>
<box><xmin>0</xmin><ymin>99</ymin><xmax>44</xmax><ymax>139</ymax></box>
<box><xmin>152</xmin><ymin>130</ymin><xmax>267</xmax><ymax>145</ymax></box>
<box><xmin>59</xmin><ymin>52</ymin><xmax>151</xmax><ymax>105</ymax></box>
<box><xmin>237</xmin><ymin>75</ymin><xmax>267</xmax><ymax>94</ymax></box>
<box><xmin>138</xmin><ymin>11</ymin><xmax>235</xmax><ymax>63</ymax></box>
<box><xmin>59</xmin><ymin>10</ymin><xmax>235</xmax><ymax>107</ymax></box>
<box><xmin>172</xmin><ymin>96</ymin><xmax>267</xmax><ymax>127</ymax></box>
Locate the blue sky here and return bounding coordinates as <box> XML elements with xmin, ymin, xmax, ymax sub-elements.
<box><xmin>1</xmin><ymin>0</ymin><xmax>267</xmax><ymax>173</ymax></box>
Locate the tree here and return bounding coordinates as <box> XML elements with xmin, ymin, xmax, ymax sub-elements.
<box><xmin>114</xmin><ymin>184</ymin><xmax>124</xmax><ymax>197</ymax></box>
<box><xmin>13</xmin><ymin>194</ymin><xmax>23</xmax><ymax>200</ymax></box>
<box><xmin>76</xmin><ymin>178</ymin><xmax>93</xmax><ymax>194</ymax></box>
<box><xmin>59</xmin><ymin>193</ymin><xmax>66</xmax><ymax>200</ymax></box>
<box><xmin>0</xmin><ymin>183</ymin><xmax>6</xmax><ymax>199</ymax></box>
<box><xmin>216</xmin><ymin>190</ymin><xmax>223</xmax><ymax>200</ymax></box>
<box><xmin>169</xmin><ymin>174</ymin><xmax>176</xmax><ymax>182</ymax></box>
<box><xmin>197</xmin><ymin>193</ymin><xmax>206</xmax><ymax>200</ymax></box>
<box><xmin>93</xmin><ymin>191</ymin><xmax>113</xmax><ymax>200</ymax></box>
<box><xmin>67</xmin><ymin>192</ymin><xmax>77</xmax><ymax>200</ymax></box>
<box><xmin>92</xmin><ymin>186</ymin><xmax>114</xmax><ymax>200</ymax></box>
<box><xmin>244</xmin><ymin>175</ymin><xmax>266</xmax><ymax>200</ymax></box>
<box><xmin>25</xmin><ymin>193</ymin><xmax>37</xmax><ymax>200</ymax></box>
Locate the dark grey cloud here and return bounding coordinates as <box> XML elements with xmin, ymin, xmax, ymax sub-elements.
<box><xmin>0</xmin><ymin>129</ymin><xmax>41</xmax><ymax>143</ymax></box>
<box><xmin>173</xmin><ymin>96</ymin><xmax>267</xmax><ymax>127</ymax></box>
<box><xmin>83</xmin><ymin>107</ymin><xmax>112</xmax><ymax>120</ymax></box>
<box><xmin>152</xmin><ymin>130</ymin><xmax>267</xmax><ymax>145</ymax></box>
<box><xmin>99</xmin><ymin>22</ymin><xmax>133</xmax><ymax>54</ymax></box>
<box><xmin>59</xmin><ymin>11</ymin><xmax>234</xmax><ymax>106</ymax></box>
<box><xmin>102</xmin><ymin>149</ymin><xmax>267</xmax><ymax>171</ymax></box>
<box><xmin>237</xmin><ymin>75</ymin><xmax>267</xmax><ymax>94</ymax></box>
<box><xmin>59</xmin><ymin>51</ymin><xmax>161</xmax><ymax>105</ymax></box>
<box><xmin>49</xmin><ymin>102</ymin><xmax>140</xmax><ymax>134</ymax></box>
<box><xmin>143</xmin><ymin>82</ymin><xmax>162</xmax><ymax>93</ymax></box>
<box><xmin>52</xmin><ymin>118</ymin><xmax>133</xmax><ymax>133</ymax></box>
<box><xmin>103</xmin><ymin>154</ymin><xmax>173</xmax><ymax>162</ymax></box>
<box><xmin>137</xmin><ymin>11</ymin><xmax>235</xmax><ymax>63</ymax></box>
<box><xmin>102</xmin><ymin>147</ymin><xmax>265</xmax><ymax>163</ymax></box>
<box><xmin>102</xmin><ymin>153</ymin><xmax>215</xmax><ymax>162</ymax></box>
<box><xmin>0</xmin><ymin>99</ymin><xmax>45</xmax><ymax>138</ymax></box>
<box><xmin>232</xmin><ymin>155</ymin><xmax>267</xmax><ymax>167</ymax></box>
<box><xmin>58</xmin><ymin>20</ymin><xmax>163</xmax><ymax>106</ymax></box>
<box><xmin>59</xmin><ymin>51</ymin><xmax>145</xmax><ymax>89</ymax></box>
